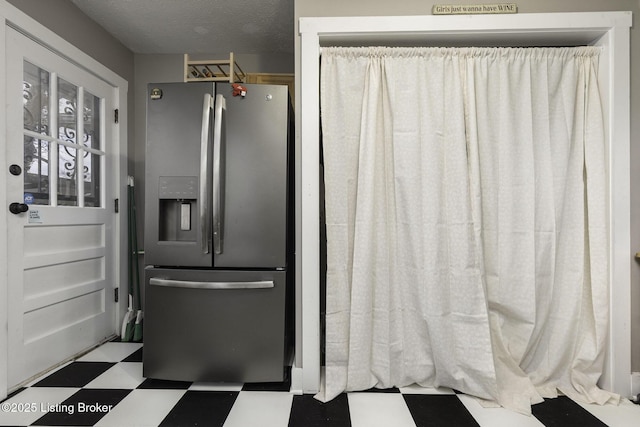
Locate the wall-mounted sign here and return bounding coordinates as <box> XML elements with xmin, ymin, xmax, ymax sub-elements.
<box><xmin>433</xmin><ymin>3</ymin><xmax>517</xmax><ymax>15</ymax></box>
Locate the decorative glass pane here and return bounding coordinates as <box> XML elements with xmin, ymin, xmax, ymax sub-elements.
<box><xmin>58</xmin><ymin>78</ymin><xmax>78</xmax><ymax>206</ymax></box>
<box><xmin>59</xmin><ymin>145</ymin><xmax>78</xmax><ymax>206</ymax></box>
<box><xmin>22</xmin><ymin>64</ymin><xmax>105</xmax><ymax>209</ymax></box>
<box><xmin>23</xmin><ymin>61</ymin><xmax>50</xmax><ymax>205</ymax></box>
<box><xmin>83</xmin><ymin>91</ymin><xmax>101</xmax><ymax>207</ymax></box>
<box><xmin>23</xmin><ymin>136</ymin><xmax>50</xmax><ymax>205</ymax></box>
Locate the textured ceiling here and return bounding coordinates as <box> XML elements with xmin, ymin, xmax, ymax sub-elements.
<box><xmin>70</xmin><ymin>0</ymin><xmax>294</xmax><ymax>55</ymax></box>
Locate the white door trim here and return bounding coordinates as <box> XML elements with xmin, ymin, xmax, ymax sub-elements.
<box><xmin>0</xmin><ymin>0</ymin><xmax>128</xmax><ymax>399</ymax></box>
<box><xmin>296</xmin><ymin>11</ymin><xmax>633</xmax><ymax>398</ymax></box>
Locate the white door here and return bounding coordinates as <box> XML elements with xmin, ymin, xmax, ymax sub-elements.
<box><xmin>5</xmin><ymin>27</ymin><xmax>117</xmax><ymax>388</ymax></box>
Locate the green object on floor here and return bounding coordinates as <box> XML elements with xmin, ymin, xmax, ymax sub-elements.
<box><xmin>122</xmin><ymin>295</ymin><xmax>135</xmax><ymax>342</ymax></box>
<box><xmin>133</xmin><ymin>309</ymin><xmax>143</xmax><ymax>342</ymax></box>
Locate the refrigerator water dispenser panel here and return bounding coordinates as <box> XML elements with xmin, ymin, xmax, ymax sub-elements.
<box><xmin>158</xmin><ymin>176</ymin><xmax>198</xmax><ymax>242</ymax></box>
<box><xmin>159</xmin><ymin>176</ymin><xmax>198</xmax><ymax>198</ymax></box>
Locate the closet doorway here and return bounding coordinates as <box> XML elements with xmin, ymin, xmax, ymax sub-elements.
<box><xmin>296</xmin><ymin>11</ymin><xmax>632</xmax><ymax>400</ymax></box>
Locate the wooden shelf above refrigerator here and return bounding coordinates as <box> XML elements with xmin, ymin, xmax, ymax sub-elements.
<box><xmin>184</xmin><ymin>53</ymin><xmax>246</xmax><ymax>83</ymax></box>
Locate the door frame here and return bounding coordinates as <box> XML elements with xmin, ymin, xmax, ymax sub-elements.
<box><xmin>0</xmin><ymin>1</ymin><xmax>128</xmax><ymax>399</ymax></box>
<box><xmin>295</xmin><ymin>11</ymin><xmax>633</xmax><ymax>397</ymax></box>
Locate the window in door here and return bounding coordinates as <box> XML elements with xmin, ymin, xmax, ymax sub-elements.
<box><xmin>22</xmin><ymin>60</ymin><xmax>103</xmax><ymax>208</ymax></box>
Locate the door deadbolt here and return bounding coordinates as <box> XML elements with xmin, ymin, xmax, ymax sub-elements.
<box><xmin>9</xmin><ymin>164</ymin><xmax>22</xmax><ymax>176</ymax></box>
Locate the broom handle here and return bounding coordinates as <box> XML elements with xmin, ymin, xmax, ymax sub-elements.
<box><xmin>127</xmin><ymin>178</ymin><xmax>134</xmax><ymax>307</ymax></box>
<box><xmin>130</xmin><ymin>177</ymin><xmax>142</xmax><ymax>312</ymax></box>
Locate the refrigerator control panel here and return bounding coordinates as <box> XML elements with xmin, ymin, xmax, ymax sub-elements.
<box><xmin>158</xmin><ymin>176</ymin><xmax>198</xmax><ymax>199</ymax></box>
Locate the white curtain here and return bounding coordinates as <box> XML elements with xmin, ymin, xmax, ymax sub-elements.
<box><xmin>318</xmin><ymin>46</ymin><xmax>618</xmax><ymax>415</ymax></box>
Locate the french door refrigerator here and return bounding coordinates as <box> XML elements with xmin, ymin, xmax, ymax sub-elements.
<box><xmin>143</xmin><ymin>82</ymin><xmax>293</xmax><ymax>383</ymax></box>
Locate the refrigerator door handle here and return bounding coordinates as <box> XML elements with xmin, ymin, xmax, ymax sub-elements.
<box><xmin>213</xmin><ymin>94</ymin><xmax>226</xmax><ymax>255</ymax></box>
<box><xmin>149</xmin><ymin>277</ymin><xmax>274</xmax><ymax>290</ymax></box>
<box><xmin>200</xmin><ymin>93</ymin><xmax>214</xmax><ymax>254</ymax></box>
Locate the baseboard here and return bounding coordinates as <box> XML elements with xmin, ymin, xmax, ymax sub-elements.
<box><xmin>290</xmin><ymin>365</ymin><xmax>304</xmax><ymax>395</ymax></box>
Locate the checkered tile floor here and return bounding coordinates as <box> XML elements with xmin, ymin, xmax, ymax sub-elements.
<box><xmin>1</xmin><ymin>341</ymin><xmax>639</xmax><ymax>426</ymax></box>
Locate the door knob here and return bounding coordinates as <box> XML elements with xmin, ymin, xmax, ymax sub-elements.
<box><xmin>9</xmin><ymin>164</ymin><xmax>22</xmax><ymax>176</ymax></box>
<box><xmin>9</xmin><ymin>202</ymin><xmax>28</xmax><ymax>214</ymax></box>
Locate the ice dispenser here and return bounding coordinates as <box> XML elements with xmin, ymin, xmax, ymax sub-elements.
<box><xmin>145</xmin><ymin>173</ymin><xmax>211</xmax><ymax>268</ymax></box>
<box><xmin>158</xmin><ymin>176</ymin><xmax>198</xmax><ymax>242</ymax></box>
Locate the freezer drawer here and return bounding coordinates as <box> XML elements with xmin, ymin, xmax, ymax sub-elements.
<box><xmin>143</xmin><ymin>267</ymin><xmax>289</xmax><ymax>383</ymax></box>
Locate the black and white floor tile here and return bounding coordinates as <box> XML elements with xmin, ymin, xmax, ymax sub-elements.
<box><xmin>1</xmin><ymin>341</ymin><xmax>639</xmax><ymax>426</ymax></box>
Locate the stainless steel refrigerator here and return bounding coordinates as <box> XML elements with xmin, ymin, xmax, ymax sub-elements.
<box><xmin>143</xmin><ymin>82</ymin><xmax>293</xmax><ymax>383</ymax></box>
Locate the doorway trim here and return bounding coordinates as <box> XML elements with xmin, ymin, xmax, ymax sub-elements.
<box><xmin>296</xmin><ymin>11</ymin><xmax>633</xmax><ymax>397</ymax></box>
<box><xmin>0</xmin><ymin>1</ymin><xmax>128</xmax><ymax>400</ymax></box>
